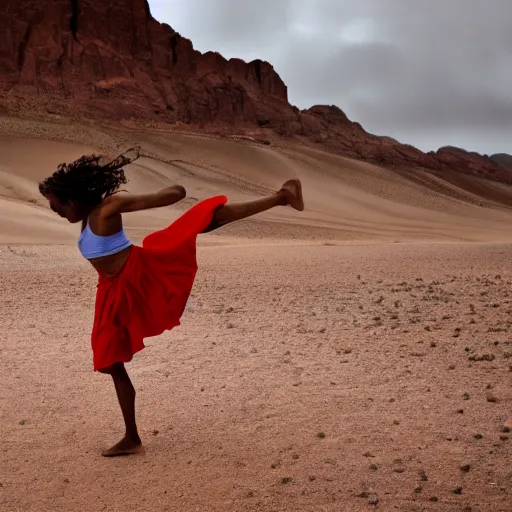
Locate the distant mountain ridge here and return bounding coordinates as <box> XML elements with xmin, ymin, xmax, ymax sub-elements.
<box><xmin>490</xmin><ymin>153</ymin><xmax>512</xmax><ymax>169</ymax></box>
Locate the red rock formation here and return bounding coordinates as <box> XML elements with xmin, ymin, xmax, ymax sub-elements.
<box><xmin>0</xmin><ymin>0</ymin><xmax>511</xmax><ymax>182</ymax></box>
<box><xmin>296</xmin><ymin>106</ymin><xmax>512</xmax><ymax>181</ymax></box>
<box><xmin>0</xmin><ymin>0</ymin><xmax>292</xmax><ymax>126</ymax></box>
<box><xmin>491</xmin><ymin>153</ymin><xmax>512</xmax><ymax>169</ymax></box>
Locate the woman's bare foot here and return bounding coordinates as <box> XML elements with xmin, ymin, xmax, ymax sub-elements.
<box><xmin>279</xmin><ymin>179</ymin><xmax>304</xmax><ymax>211</ymax></box>
<box><xmin>101</xmin><ymin>436</ymin><xmax>143</xmax><ymax>457</ymax></box>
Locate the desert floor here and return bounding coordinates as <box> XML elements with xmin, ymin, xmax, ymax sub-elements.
<box><xmin>1</xmin><ymin>118</ymin><xmax>512</xmax><ymax>512</ymax></box>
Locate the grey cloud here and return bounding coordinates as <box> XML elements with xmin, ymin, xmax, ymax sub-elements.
<box><xmin>153</xmin><ymin>0</ymin><xmax>293</xmax><ymax>47</ymax></box>
<box><xmin>149</xmin><ymin>0</ymin><xmax>512</xmax><ymax>153</ymax></box>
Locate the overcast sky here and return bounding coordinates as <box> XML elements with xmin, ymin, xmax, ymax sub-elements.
<box><xmin>149</xmin><ymin>0</ymin><xmax>512</xmax><ymax>154</ymax></box>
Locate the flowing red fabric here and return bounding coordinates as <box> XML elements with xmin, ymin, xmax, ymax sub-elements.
<box><xmin>91</xmin><ymin>196</ymin><xmax>227</xmax><ymax>371</ymax></box>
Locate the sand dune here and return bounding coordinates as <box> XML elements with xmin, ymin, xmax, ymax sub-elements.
<box><xmin>1</xmin><ymin>119</ymin><xmax>512</xmax><ymax>245</ymax></box>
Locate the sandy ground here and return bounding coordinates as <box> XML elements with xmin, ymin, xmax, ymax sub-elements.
<box><xmin>1</xmin><ymin>118</ymin><xmax>512</xmax><ymax>511</ymax></box>
<box><xmin>2</xmin><ymin>243</ymin><xmax>512</xmax><ymax>512</ymax></box>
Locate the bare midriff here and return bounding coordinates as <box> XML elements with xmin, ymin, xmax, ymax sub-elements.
<box><xmin>88</xmin><ymin>246</ymin><xmax>133</xmax><ymax>277</ymax></box>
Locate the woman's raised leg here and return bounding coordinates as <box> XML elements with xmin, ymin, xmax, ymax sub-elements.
<box><xmin>204</xmin><ymin>179</ymin><xmax>304</xmax><ymax>232</ymax></box>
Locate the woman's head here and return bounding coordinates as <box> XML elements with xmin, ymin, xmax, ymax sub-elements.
<box><xmin>39</xmin><ymin>149</ymin><xmax>138</xmax><ymax>223</ymax></box>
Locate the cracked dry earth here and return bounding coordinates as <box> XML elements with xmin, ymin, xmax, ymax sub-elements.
<box><xmin>1</xmin><ymin>241</ymin><xmax>512</xmax><ymax>512</ymax></box>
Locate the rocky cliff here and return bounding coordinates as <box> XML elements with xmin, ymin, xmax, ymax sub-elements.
<box><xmin>0</xmin><ymin>0</ymin><xmax>293</xmax><ymax>124</ymax></box>
<box><xmin>490</xmin><ymin>153</ymin><xmax>512</xmax><ymax>169</ymax></box>
<box><xmin>291</xmin><ymin>106</ymin><xmax>512</xmax><ymax>181</ymax></box>
<box><xmin>1</xmin><ymin>0</ymin><xmax>511</xmax><ymax>181</ymax></box>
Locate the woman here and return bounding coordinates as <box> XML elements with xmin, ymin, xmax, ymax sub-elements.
<box><xmin>39</xmin><ymin>148</ymin><xmax>304</xmax><ymax>457</ymax></box>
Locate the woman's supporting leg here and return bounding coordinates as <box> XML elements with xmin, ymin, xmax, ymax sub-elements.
<box><xmin>99</xmin><ymin>362</ymin><xmax>142</xmax><ymax>457</ymax></box>
<box><xmin>204</xmin><ymin>179</ymin><xmax>304</xmax><ymax>232</ymax></box>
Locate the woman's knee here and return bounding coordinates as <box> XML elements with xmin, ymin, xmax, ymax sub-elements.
<box><xmin>98</xmin><ymin>362</ymin><xmax>125</xmax><ymax>375</ymax></box>
<box><xmin>201</xmin><ymin>205</ymin><xmax>226</xmax><ymax>233</ymax></box>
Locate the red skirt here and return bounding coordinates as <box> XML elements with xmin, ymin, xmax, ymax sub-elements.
<box><xmin>91</xmin><ymin>196</ymin><xmax>227</xmax><ymax>371</ymax></box>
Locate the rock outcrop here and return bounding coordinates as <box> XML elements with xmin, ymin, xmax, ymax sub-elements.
<box><xmin>296</xmin><ymin>106</ymin><xmax>512</xmax><ymax>181</ymax></box>
<box><xmin>491</xmin><ymin>153</ymin><xmax>512</xmax><ymax>169</ymax></box>
<box><xmin>0</xmin><ymin>0</ymin><xmax>293</xmax><ymax>126</ymax></box>
<box><xmin>1</xmin><ymin>0</ymin><xmax>511</xmax><ymax>181</ymax></box>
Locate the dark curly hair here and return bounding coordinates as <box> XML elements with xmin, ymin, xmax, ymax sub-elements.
<box><xmin>39</xmin><ymin>148</ymin><xmax>139</xmax><ymax>206</ymax></box>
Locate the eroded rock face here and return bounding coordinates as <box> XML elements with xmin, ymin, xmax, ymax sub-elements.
<box><xmin>297</xmin><ymin>106</ymin><xmax>512</xmax><ymax>181</ymax></box>
<box><xmin>0</xmin><ymin>0</ymin><xmax>510</xmax><ymax>181</ymax></box>
<box><xmin>0</xmin><ymin>0</ymin><xmax>291</xmax><ymax>125</ymax></box>
<box><xmin>491</xmin><ymin>153</ymin><xmax>512</xmax><ymax>169</ymax></box>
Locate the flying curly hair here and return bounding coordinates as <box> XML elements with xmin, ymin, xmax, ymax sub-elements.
<box><xmin>38</xmin><ymin>147</ymin><xmax>140</xmax><ymax>206</ymax></box>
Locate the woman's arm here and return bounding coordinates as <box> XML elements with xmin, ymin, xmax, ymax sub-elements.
<box><xmin>102</xmin><ymin>186</ymin><xmax>186</xmax><ymax>216</ymax></box>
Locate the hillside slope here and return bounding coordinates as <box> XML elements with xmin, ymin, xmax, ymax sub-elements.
<box><xmin>0</xmin><ymin>0</ymin><xmax>510</xmax><ymax>182</ymax></box>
